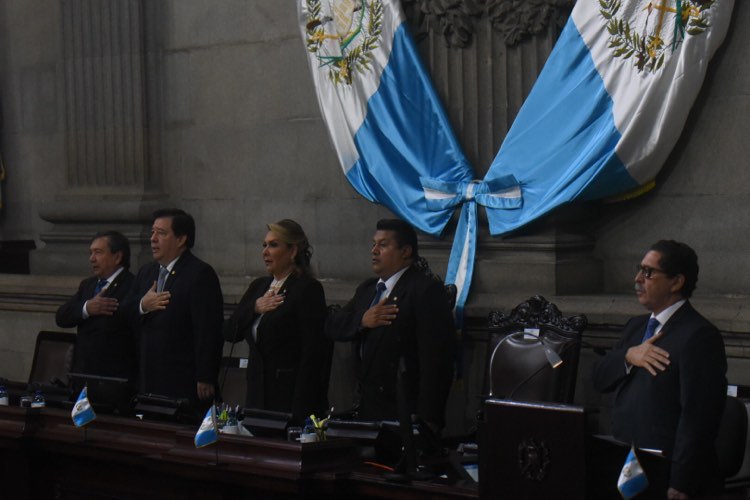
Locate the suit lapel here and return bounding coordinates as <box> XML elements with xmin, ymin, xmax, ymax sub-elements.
<box><xmin>654</xmin><ymin>301</ymin><xmax>692</xmax><ymax>341</ymax></box>
<box><xmin>360</xmin><ymin>269</ymin><xmax>412</xmax><ymax>376</ymax></box>
<box><xmin>105</xmin><ymin>270</ymin><xmax>127</xmax><ymax>297</ymax></box>
<box><xmin>163</xmin><ymin>251</ymin><xmax>191</xmax><ymax>292</ymax></box>
<box><xmin>254</xmin><ymin>276</ymin><xmax>276</xmax><ymax>345</ymax></box>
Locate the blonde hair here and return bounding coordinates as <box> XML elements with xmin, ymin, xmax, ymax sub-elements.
<box><xmin>267</xmin><ymin>219</ymin><xmax>313</xmax><ymax>276</ymax></box>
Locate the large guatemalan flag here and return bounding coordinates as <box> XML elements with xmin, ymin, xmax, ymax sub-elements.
<box><xmin>298</xmin><ymin>0</ymin><xmax>734</xmax><ymax>321</ymax></box>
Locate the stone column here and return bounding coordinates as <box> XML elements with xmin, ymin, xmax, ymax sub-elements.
<box><xmin>33</xmin><ymin>0</ymin><xmax>163</xmax><ymax>275</ymax></box>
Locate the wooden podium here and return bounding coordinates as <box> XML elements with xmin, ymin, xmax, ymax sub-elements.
<box><xmin>478</xmin><ymin>399</ymin><xmax>590</xmax><ymax>500</ymax></box>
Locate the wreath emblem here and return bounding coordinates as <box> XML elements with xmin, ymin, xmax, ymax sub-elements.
<box><xmin>304</xmin><ymin>0</ymin><xmax>384</xmax><ymax>85</ymax></box>
<box><xmin>600</xmin><ymin>0</ymin><xmax>716</xmax><ymax>73</ymax></box>
<box><xmin>517</xmin><ymin>438</ymin><xmax>551</xmax><ymax>482</ymax></box>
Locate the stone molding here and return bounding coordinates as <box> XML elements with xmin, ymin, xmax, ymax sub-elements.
<box><xmin>403</xmin><ymin>0</ymin><xmax>573</xmax><ymax>48</ymax></box>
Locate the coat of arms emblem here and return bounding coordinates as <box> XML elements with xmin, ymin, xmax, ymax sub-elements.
<box><xmin>303</xmin><ymin>0</ymin><xmax>384</xmax><ymax>85</ymax></box>
<box><xmin>600</xmin><ymin>0</ymin><xmax>716</xmax><ymax>72</ymax></box>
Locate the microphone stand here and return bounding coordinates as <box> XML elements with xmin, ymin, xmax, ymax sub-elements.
<box><xmin>219</xmin><ymin>324</ymin><xmax>239</xmax><ymax>403</ymax></box>
<box><xmin>384</xmin><ymin>357</ymin><xmax>433</xmax><ymax>482</ymax></box>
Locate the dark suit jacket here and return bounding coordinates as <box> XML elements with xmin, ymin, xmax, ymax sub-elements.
<box><xmin>592</xmin><ymin>301</ymin><xmax>727</xmax><ymax>496</ymax></box>
<box><xmin>55</xmin><ymin>269</ymin><xmax>136</xmax><ymax>380</ymax></box>
<box><xmin>223</xmin><ymin>274</ymin><xmax>331</xmax><ymax>424</ymax></box>
<box><xmin>325</xmin><ymin>266</ymin><xmax>455</xmax><ymax>427</ymax></box>
<box><xmin>126</xmin><ymin>251</ymin><xmax>224</xmax><ymax>408</ymax></box>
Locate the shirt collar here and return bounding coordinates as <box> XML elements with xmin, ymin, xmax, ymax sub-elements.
<box><xmin>163</xmin><ymin>256</ymin><xmax>180</xmax><ymax>272</ymax></box>
<box><xmin>651</xmin><ymin>299</ymin><xmax>687</xmax><ymax>328</ymax></box>
<box><xmin>102</xmin><ymin>266</ymin><xmax>125</xmax><ymax>284</ymax></box>
<box><xmin>378</xmin><ymin>266</ymin><xmax>410</xmax><ymax>298</ymax></box>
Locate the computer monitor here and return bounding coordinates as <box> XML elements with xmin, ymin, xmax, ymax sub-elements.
<box><xmin>69</xmin><ymin>372</ymin><xmax>134</xmax><ymax>416</ymax></box>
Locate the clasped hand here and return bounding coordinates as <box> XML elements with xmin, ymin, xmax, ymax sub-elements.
<box><xmin>361</xmin><ymin>298</ymin><xmax>398</xmax><ymax>329</ymax></box>
<box><xmin>625</xmin><ymin>333</ymin><xmax>670</xmax><ymax>376</ymax></box>
<box><xmin>141</xmin><ymin>281</ymin><xmax>171</xmax><ymax>312</ymax></box>
<box><xmin>85</xmin><ymin>290</ymin><xmax>119</xmax><ymax>316</ymax></box>
<box><xmin>254</xmin><ymin>289</ymin><xmax>284</xmax><ymax>314</ymax></box>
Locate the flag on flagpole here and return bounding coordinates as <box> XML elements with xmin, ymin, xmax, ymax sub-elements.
<box><xmin>194</xmin><ymin>405</ymin><xmax>219</xmax><ymax>448</ymax></box>
<box><xmin>618</xmin><ymin>446</ymin><xmax>649</xmax><ymax>499</ymax></box>
<box><xmin>71</xmin><ymin>386</ymin><xmax>96</xmax><ymax>427</ymax></box>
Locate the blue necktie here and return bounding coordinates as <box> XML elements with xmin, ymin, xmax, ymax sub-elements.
<box><xmin>642</xmin><ymin>317</ymin><xmax>660</xmax><ymax>342</ymax></box>
<box><xmin>157</xmin><ymin>266</ymin><xmax>169</xmax><ymax>292</ymax></box>
<box><xmin>370</xmin><ymin>281</ymin><xmax>387</xmax><ymax>307</ymax></box>
<box><xmin>92</xmin><ymin>279</ymin><xmax>108</xmax><ymax>296</ymax></box>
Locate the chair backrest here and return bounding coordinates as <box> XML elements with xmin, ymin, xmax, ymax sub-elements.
<box><xmin>485</xmin><ymin>296</ymin><xmax>587</xmax><ymax>404</ymax></box>
<box><xmin>218</xmin><ymin>356</ymin><xmax>247</xmax><ymax>407</ymax></box>
<box><xmin>28</xmin><ymin>330</ymin><xmax>77</xmax><ymax>388</ymax></box>
<box><xmin>717</xmin><ymin>395</ymin><xmax>749</xmax><ymax>479</ymax></box>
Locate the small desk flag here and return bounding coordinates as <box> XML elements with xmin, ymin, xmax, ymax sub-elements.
<box><xmin>618</xmin><ymin>446</ymin><xmax>649</xmax><ymax>499</ymax></box>
<box><xmin>71</xmin><ymin>386</ymin><xmax>96</xmax><ymax>427</ymax></box>
<box><xmin>194</xmin><ymin>405</ymin><xmax>218</xmax><ymax>448</ymax></box>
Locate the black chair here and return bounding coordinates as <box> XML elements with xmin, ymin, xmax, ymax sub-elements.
<box><xmin>718</xmin><ymin>396</ymin><xmax>749</xmax><ymax>481</ymax></box>
<box><xmin>218</xmin><ymin>356</ymin><xmax>247</xmax><ymax>407</ymax></box>
<box><xmin>28</xmin><ymin>330</ymin><xmax>76</xmax><ymax>388</ymax></box>
<box><xmin>27</xmin><ymin>330</ymin><xmax>77</xmax><ymax>406</ymax></box>
<box><xmin>485</xmin><ymin>296</ymin><xmax>587</xmax><ymax>403</ymax></box>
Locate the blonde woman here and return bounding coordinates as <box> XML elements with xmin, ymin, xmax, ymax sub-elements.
<box><xmin>224</xmin><ymin>220</ymin><xmax>331</xmax><ymax>424</ymax></box>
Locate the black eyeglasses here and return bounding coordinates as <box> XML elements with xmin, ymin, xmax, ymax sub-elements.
<box><xmin>635</xmin><ymin>264</ymin><xmax>668</xmax><ymax>279</ymax></box>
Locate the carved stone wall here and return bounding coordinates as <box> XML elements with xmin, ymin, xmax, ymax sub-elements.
<box><xmin>31</xmin><ymin>0</ymin><xmax>164</xmax><ymax>275</ymax></box>
<box><xmin>61</xmin><ymin>0</ymin><xmax>151</xmax><ymax>192</ymax></box>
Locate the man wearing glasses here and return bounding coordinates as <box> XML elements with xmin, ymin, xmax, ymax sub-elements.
<box><xmin>593</xmin><ymin>240</ymin><xmax>727</xmax><ymax>499</ymax></box>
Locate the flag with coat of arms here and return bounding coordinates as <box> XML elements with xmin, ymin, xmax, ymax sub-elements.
<box><xmin>618</xmin><ymin>446</ymin><xmax>649</xmax><ymax>499</ymax></box>
<box><xmin>297</xmin><ymin>0</ymin><xmax>735</xmax><ymax>322</ymax></box>
<box><xmin>71</xmin><ymin>385</ymin><xmax>96</xmax><ymax>427</ymax></box>
<box><xmin>194</xmin><ymin>405</ymin><xmax>219</xmax><ymax>448</ymax></box>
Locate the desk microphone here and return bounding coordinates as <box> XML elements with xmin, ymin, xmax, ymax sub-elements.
<box><xmin>219</xmin><ymin>323</ymin><xmax>239</xmax><ymax>403</ymax></box>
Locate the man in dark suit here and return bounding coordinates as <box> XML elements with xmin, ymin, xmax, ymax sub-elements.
<box><xmin>593</xmin><ymin>240</ymin><xmax>727</xmax><ymax>499</ymax></box>
<box><xmin>56</xmin><ymin>231</ymin><xmax>136</xmax><ymax>380</ymax></box>
<box><xmin>127</xmin><ymin>209</ymin><xmax>223</xmax><ymax>414</ymax></box>
<box><xmin>325</xmin><ymin>219</ymin><xmax>455</xmax><ymax>433</ymax></box>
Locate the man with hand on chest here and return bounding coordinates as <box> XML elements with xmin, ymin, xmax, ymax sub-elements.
<box><xmin>593</xmin><ymin>240</ymin><xmax>727</xmax><ymax>499</ymax></box>
<box><xmin>326</xmin><ymin>219</ymin><xmax>455</xmax><ymax>435</ymax></box>
<box><xmin>56</xmin><ymin>231</ymin><xmax>136</xmax><ymax>381</ymax></box>
<box><xmin>126</xmin><ymin>208</ymin><xmax>223</xmax><ymax>416</ymax></box>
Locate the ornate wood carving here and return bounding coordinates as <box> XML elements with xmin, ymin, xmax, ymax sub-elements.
<box><xmin>487</xmin><ymin>295</ymin><xmax>587</xmax><ymax>335</ymax></box>
<box><xmin>402</xmin><ymin>0</ymin><xmax>573</xmax><ymax>48</ymax></box>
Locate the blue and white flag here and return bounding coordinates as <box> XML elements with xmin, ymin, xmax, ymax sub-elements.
<box><xmin>194</xmin><ymin>405</ymin><xmax>219</xmax><ymax>448</ymax></box>
<box><xmin>299</xmin><ymin>0</ymin><xmax>734</xmax><ymax>322</ymax></box>
<box><xmin>618</xmin><ymin>446</ymin><xmax>649</xmax><ymax>499</ymax></box>
<box><xmin>297</xmin><ymin>0</ymin><xmax>474</xmax><ymax>236</ymax></box>
<box><xmin>483</xmin><ymin>0</ymin><xmax>735</xmax><ymax>236</ymax></box>
<box><xmin>298</xmin><ymin>0</ymin><xmax>484</xmax><ymax>323</ymax></box>
<box><xmin>71</xmin><ymin>386</ymin><xmax>96</xmax><ymax>427</ymax></box>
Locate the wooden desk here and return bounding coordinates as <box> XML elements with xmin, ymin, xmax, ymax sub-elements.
<box><xmin>0</xmin><ymin>406</ymin><xmax>477</xmax><ymax>499</ymax></box>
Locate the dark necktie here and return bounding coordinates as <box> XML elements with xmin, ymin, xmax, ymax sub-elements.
<box><xmin>157</xmin><ymin>266</ymin><xmax>169</xmax><ymax>292</ymax></box>
<box><xmin>370</xmin><ymin>281</ymin><xmax>387</xmax><ymax>307</ymax></box>
<box><xmin>92</xmin><ymin>279</ymin><xmax>108</xmax><ymax>297</ymax></box>
<box><xmin>642</xmin><ymin>317</ymin><xmax>660</xmax><ymax>342</ymax></box>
